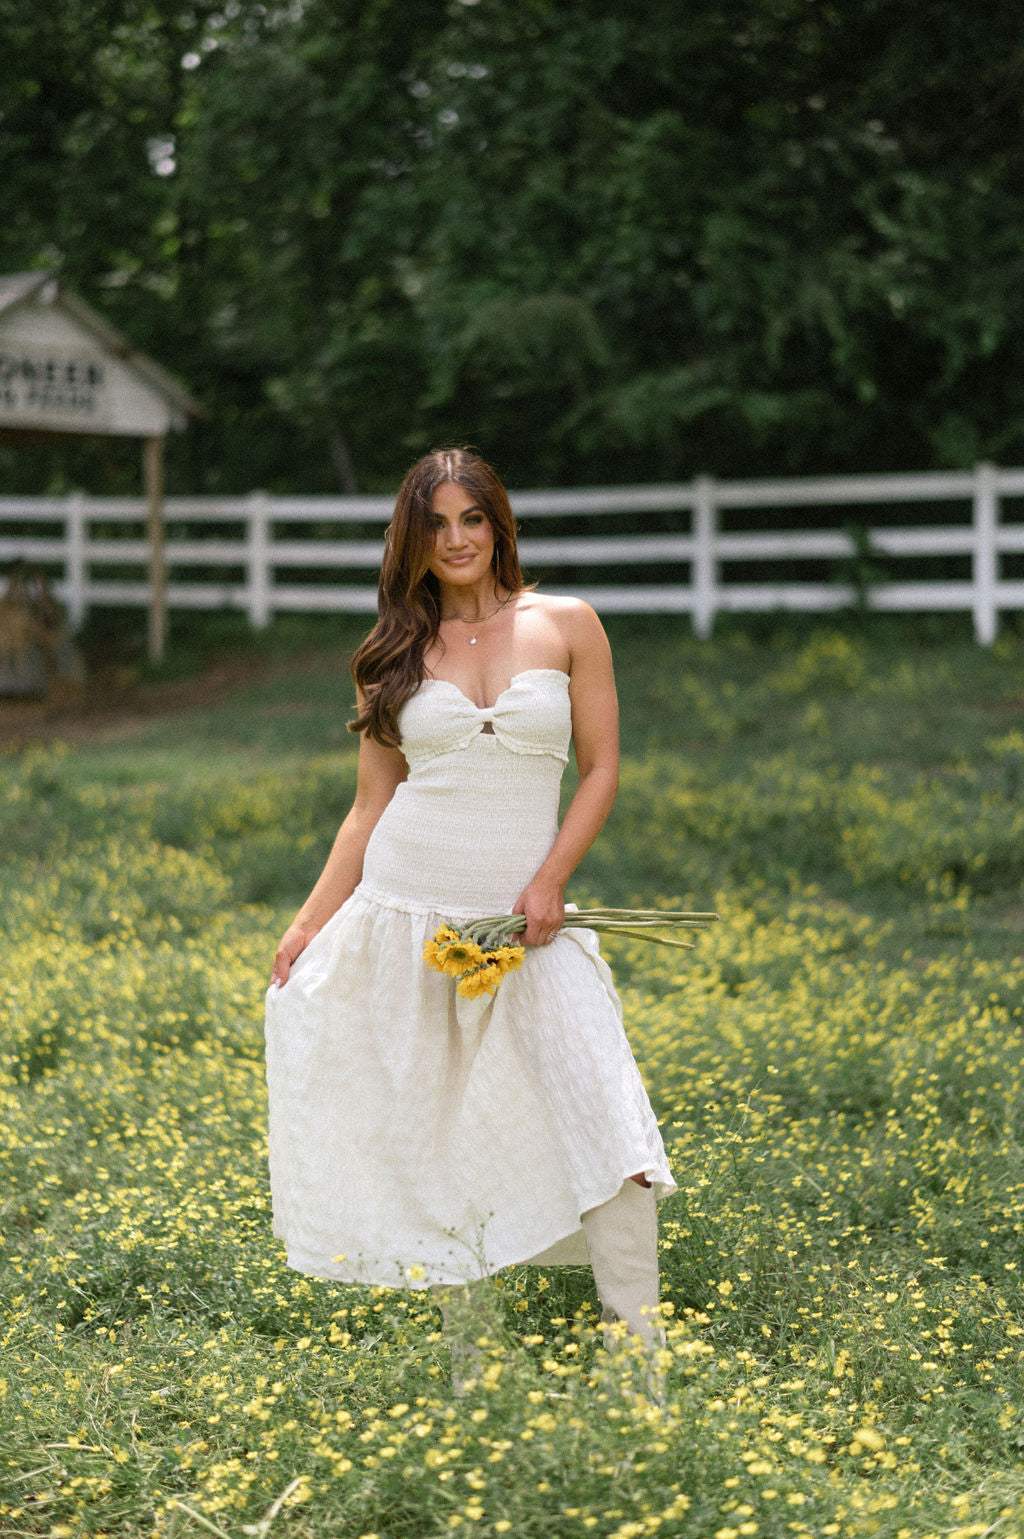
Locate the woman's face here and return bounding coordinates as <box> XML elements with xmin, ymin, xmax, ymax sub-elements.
<box><xmin>426</xmin><ymin>480</ymin><xmax>496</xmax><ymax>587</ymax></box>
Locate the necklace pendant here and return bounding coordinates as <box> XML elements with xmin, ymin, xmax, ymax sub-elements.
<box><xmin>469</xmin><ymin>636</ymin><xmax>478</xmax><ymax>645</ymax></box>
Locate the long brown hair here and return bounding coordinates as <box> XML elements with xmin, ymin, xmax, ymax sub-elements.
<box><xmin>349</xmin><ymin>449</ymin><xmax>529</xmax><ymax>746</ymax></box>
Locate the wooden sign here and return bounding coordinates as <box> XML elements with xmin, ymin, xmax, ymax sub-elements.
<box><xmin>0</xmin><ymin>274</ymin><xmax>197</xmax><ymax>438</ymax></box>
<box><xmin>0</xmin><ymin>272</ymin><xmax>201</xmax><ymax>661</ymax></box>
<box><xmin>0</xmin><ymin>341</ymin><xmax>109</xmax><ymax>431</ymax></box>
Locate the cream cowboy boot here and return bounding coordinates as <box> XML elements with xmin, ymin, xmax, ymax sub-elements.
<box><xmin>581</xmin><ymin>1178</ymin><xmax>666</xmax><ymax>1356</ymax></box>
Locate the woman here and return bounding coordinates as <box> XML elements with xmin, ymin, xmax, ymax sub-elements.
<box><xmin>265</xmin><ymin>448</ymin><xmax>674</xmax><ymax>1362</ymax></box>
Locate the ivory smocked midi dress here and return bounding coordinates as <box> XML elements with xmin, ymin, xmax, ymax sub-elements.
<box><xmin>264</xmin><ymin>668</ymin><xmax>676</xmax><ymax>1288</ymax></box>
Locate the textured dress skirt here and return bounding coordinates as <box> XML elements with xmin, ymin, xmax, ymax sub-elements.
<box><xmin>264</xmin><ymin>668</ymin><xmax>676</xmax><ymax>1288</ymax></box>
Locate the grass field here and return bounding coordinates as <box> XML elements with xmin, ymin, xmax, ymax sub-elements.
<box><xmin>2</xmin><ymin>616</ymin><xmax>1023</xmax><ymax>1539</ymax></box>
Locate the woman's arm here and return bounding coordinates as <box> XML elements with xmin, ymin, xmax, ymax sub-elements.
<box><xmin>513</xmin><ymin>601</ymin><xmax>619</xmax><ymax>946</ymax></box>
<box><xmin>271</xmin><ymin>727</ymin><xmax>407</xmax><ymax>985</ymax></box>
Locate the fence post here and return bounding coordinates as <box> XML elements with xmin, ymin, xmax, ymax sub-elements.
<box><xmin>65</xmin><ymin>491</ymin><xmax>88</xmax><ymax>630</ymax></box>
<box><xmin>972</xmin><ymin>462</ymin><xmax>998</xmax><ymax>645</ymax></box>
<box><xmin>246</xmin><ymin>491</ymin><xmax>271</xmax><ymax>629</ymax></box>
<box><xmin>692</xmin><ymin>476</ymin><xmax>717</xmax><ymax>639</ymax></box>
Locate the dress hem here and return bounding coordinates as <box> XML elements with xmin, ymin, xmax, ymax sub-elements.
<box><xmin>274</xmin><ymin>1166</ymin><xmax>678</xmax><ymax>1290</ymax></box>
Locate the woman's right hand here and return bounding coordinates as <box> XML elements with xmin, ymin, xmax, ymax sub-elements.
<box><xmin>271</xmin><ymin>922</ymin><xmax>320</xmax><ymax>988</ymax></box>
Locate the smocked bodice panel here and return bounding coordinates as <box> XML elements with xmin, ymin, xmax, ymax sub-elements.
<box><xmin>358</xmin><ymin>668</ymin><xmax>572</xmax><ymax>916</ymax></box>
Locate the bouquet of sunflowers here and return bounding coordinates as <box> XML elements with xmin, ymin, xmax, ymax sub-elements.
<box><xmin>423</xmin><ymin>907</ymin><xmax>719</xmax><ymax>999</ymax></box>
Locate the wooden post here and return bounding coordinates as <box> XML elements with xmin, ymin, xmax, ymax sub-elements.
<box><xmin>246</xmin><ymin>490</ymin><xmax>271</xmax><ymax>629</ymax></box>
<box><xmin>972</xmin><ymin>461</ymin><xmax>998</xmax><ymax>646</ymax></box>
<box><xmin>65</xmin><ymin>490</ymin><xmax>87</xmax><ymax>630</ymax></box>
<box><xmin>692</xmin><ymin>475</ymin><xmax>717</xmax><ymax>639</ymax></box>
<box><xmin>144</xmin><ymin>435</ymin><xmax>167</xmax><ymax>664</ymax></box>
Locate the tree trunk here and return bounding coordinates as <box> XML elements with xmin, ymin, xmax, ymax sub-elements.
<box><xmin>326</xmin><ymin>418</ymin><xmax>358</xmax><ymax>494</ymax></box>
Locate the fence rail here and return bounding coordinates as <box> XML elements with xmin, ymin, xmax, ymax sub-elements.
<box><xmin>2</xmin><ymin>464</ymin><xmax>1023</xmax><ymax>643</ymax></box>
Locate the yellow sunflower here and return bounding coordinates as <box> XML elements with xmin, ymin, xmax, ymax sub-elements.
<box><xmin>424</xmin><ymin>934</ymin><xmax>487</xmax><ymax>977</ymax></box>
<box><xmin>457</xmin><ymin>962</ymin><xmax>505</xmax><ymax>999</ymax></box>
<box><xmin>492</xmin><ymin>944</ymin><xmax>526</xmax><ymax>975</ymax></box>
<box><xmin>421</xmin><ymin>938</ymin><xmax>446</xmax><ymax>969</ymax></box>
<box><xmin>423</xmin><ymin>924</ymin><xmax>476</xmax><ymax>972</ymax></box>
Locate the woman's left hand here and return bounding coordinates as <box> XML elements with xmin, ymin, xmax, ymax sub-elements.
<box><xmin>513</xmin><ymin>876</ymin><xmax>565</xmax><ymax>947</ymax></box>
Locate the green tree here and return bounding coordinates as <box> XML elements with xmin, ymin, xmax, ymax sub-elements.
<box><xmin>0</xmin><ymin>0</ymin><xmax>217</xmax><ymax>490</ymax></box>
<box><xmin>3</xmin><ymin>0</ymin><xmax>1024</xmax><ymax>492</ymax></box>
<box><xmin>390</xmin><ymin>0</ymin><xmax>1024</xmax><ymax>480</ymax></box>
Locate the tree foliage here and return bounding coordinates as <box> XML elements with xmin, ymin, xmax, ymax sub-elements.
<box><xmin>2</xmin><ymin>0</ymin><xmax>1024</xmax><ymax>491</ymax></box>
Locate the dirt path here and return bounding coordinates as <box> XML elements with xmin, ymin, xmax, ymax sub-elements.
<box><xmin>0</xmin><ymin>650</ymin><xmax>342</xmax><ymax>745</ymax></box>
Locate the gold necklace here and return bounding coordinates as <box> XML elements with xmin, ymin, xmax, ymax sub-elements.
<box><xmin>444</xmin><ymin>594</ymin><xmax>514</xmax><ymax>645</ymax></box>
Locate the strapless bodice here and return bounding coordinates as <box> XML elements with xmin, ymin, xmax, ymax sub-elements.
<box><xmin>398</xmin><ymin>669</ymin><xmax>571</xmax><ymax>769</ymax></box>
<box><xmin>358</xmin><ymin>668</ymin><xmax>572</xmax><ymax>916</ymax></box>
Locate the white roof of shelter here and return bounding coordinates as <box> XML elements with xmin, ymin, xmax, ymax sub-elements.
<box><xmin>0</xmin><ymin>271</ymin><xmax>201</xmax><ymax>437</ymax></box>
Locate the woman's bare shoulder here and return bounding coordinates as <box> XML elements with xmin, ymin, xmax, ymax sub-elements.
<box><xmin>518</xmin><ymin>592</ymin><xmax>610</xmax><ymax>675</ymax></box>
<box><xmin>518</xmin><ymin>591</ymin><xmax>602</xmax><ymax>628</ymax></box>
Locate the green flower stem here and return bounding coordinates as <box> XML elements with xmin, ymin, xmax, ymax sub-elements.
<box><xmin>587</xmin><ymin>927</ymin><xmax>696</xmax><ymax>949</ymax></box>
<box><xmin>460</xmin><ymin>907</ymin><xmax>719</xmax><ymax>950</ymax></box>
<box><xmin>561</xmin><ymin>908</ymin><xmax>720</xmax><ymax>920</ymax></box>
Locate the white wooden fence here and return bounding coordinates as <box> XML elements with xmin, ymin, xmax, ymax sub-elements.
<box><xmin>2</xmin><ymin>463</ymin><xmax>1023</xmax><ymax>643</ymax></box>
